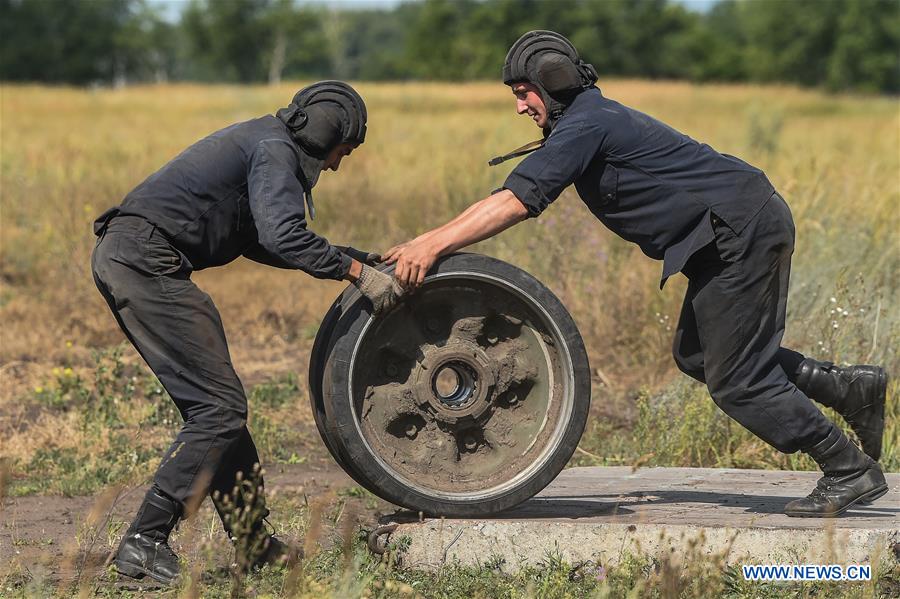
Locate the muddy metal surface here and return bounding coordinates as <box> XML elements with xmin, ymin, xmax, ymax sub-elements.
<box><xmin>353</xmin><ymin>278</ymin><xmax>567</xmax><ymax>496</ymax></box>
<box><xmin>388</xmin><ymin>466</ymin><xmax>900</xmax><ymax>571</ymax></box>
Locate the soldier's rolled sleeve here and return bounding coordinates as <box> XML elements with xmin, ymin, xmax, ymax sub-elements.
<box><xmin>502</xmin><ymin>118</ymin><xmax>602</xmax><ymax>217</ymax></box>
<box><xmin>247</xmin><ymin>140</ymin><xmax>351</xmax><ymax>279</ymax></box>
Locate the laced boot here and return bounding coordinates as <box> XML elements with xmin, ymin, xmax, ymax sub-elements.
<box><xmin>784</xmin><ymin>425</ymin><xmax>888</xmax><ymax>517</ymax></box>
<box><xmin>114</xmin><ymin>486</ymin><xmax>182</xmax><ymax>584</ymax></box>
<box><xmin>212</xmin><ymin>484</ymin><xmax>300</xmax><ymax>572</ymax></box>
<box><xmin>795</xmin><ymin>358</ymin><xmax>887</xmax><ymax>461</ymax></box>
<box><xmin>245</xmin><ymin>529</ymin><xmax>301</xmax><ymax>570</ymax></box>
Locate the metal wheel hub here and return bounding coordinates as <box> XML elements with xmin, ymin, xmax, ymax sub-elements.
<box><xmin>413</xmin><ymin>342</ymin><xmax>496</xmax><ymax>424</ymax></box>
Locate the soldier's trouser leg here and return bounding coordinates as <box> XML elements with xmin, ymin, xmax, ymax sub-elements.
<box><xmin>673</xmin><ymin>302</ymin><xmax>805</xmax><ymax>385</ymax></box>
<box><xmin>670</xmin><ymin>195</ymin><xmax>833</xmax><ymax>453</ymax></box>
<box><xmin>91</xmin><ymin>216</ymin><xmax>263</xmax><ymax>508</ymax></box>
<box><xmin>209</xmin><ymin>427</ymin><xmax>269</xmax><ymax>535</ymax></box>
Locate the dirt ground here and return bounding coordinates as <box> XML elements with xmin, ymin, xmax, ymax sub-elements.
<box><xmin>0</xmin><ymin>443</ymin><xmax>396</xmax><ymax>590</ymax></box>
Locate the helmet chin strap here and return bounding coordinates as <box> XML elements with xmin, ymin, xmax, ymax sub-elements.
<box><xmin>488</xmin><ymin>137</ymin><xmax>545</xmax><ymax>166</ymax></box>
<box><xmin>295</xmin><ymin>149</ymin><xmax>323</xmax><ymax>220</ymax></box>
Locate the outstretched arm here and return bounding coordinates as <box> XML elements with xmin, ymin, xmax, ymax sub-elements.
<box><xmin>383</xmin><ymin>189</ymin><xmax>529</xmax><ymax>287</ymax></box>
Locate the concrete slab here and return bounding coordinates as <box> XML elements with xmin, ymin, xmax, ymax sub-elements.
<box><xmin>388</xmin><ymin>467</ymin><xmax>900</xmax><ymax>571</ymax></box>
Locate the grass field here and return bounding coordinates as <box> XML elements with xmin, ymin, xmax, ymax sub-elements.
<box><xmin>1</xmin><ymin>81</ymin><xmax>898</xmax><ymax>597</ymax></box>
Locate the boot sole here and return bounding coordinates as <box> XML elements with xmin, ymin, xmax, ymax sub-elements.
<box><xmin>785</xmin><ymin>484</ymin><xmax>889</xmax><ymax>518</ymax></box>
<box><xmin>114</xmin><ymin>560</ymin><xmax>178</xmax><ymax>585</ymax></box>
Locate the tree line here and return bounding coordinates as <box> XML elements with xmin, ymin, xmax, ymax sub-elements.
<box><xmin>2</xmin><ymin>0</ymin><xmax>897</xmax><ymax>93</ymax></box>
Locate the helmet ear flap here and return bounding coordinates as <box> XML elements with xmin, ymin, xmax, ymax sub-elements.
<box><xmin>578</xmin><ymin>61</ymin><xmax>599</xmax><ymax>87</ymax></box>
<box><xmin>280</xmin><ymin>105</ymin><xmax>309</xmax><ymax>131</ymax></box>
<box><xmin>532</xmin><ymin>53</ymin><xmax>583</xmax><ymax>95</ymax></box>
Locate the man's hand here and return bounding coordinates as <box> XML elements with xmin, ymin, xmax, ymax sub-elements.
<box><xmin>335</xmin><ymin>245</ymin><xmax>381</xmax><ymax>266</ymax></box>
<box><xmin>384</xmin><ymin>190</ymin><xmax>529</xmax><ymax>289</ymax></box>
<box><xmin>352</xmin><ymin>264</ymin><xmax>405</xmax><ymax>316</ymax></box>
<box><xmin>383</xmin><ymin>238</ymin><xmax>440</xmax><ymax>288</ymax></box>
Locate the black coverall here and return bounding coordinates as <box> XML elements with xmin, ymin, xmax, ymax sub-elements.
<box><xmin>503</xmin><ymin>87</ymin><xmax>833</xmax><ymax>453</ymax></box>
<box><xmin>91</xmin><ymin>116</ymin><xmax>350</xmax><ymax>508</ymax></box>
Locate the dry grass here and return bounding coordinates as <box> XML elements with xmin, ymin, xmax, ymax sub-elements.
<box><xmin>1</xmin><ymin>77</ymin><xmax>898</xmax><ymax>599</ymax></box>
<box><xmin>1</xmin><ymin>79</ymin><xmax>898</xmax><ymax>482</ymax></box>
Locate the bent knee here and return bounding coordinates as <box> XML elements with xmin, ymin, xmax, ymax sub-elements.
<box><xmin>672</xmin><ymin>351</ymin><xmax>705</xmax><ymax>383</ymax></box>
<box><xmin>188</xmin><ymin>405</ymin><xmax>247</xmax><ymax>436</ymax></box>
<box><xmin>219</xmin><ymin>408</ymin><xmax>248</xmax><ymax>434</ymax></box>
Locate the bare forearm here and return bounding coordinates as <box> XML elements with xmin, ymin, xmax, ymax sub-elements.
<box><xmin>344</xmin><ymin>259</ymin><xmax>362</xmax><ymax>282</ymax></box>
<box><xmin>424</xmin><ymin>190</ymin><xmax>528</xmax><ymax>256</ymax></box>
<box><xmin>400</xmin><ymin>200</ymin><xmax>484</xmax><ymax>248</ymax></box>
<box><xmin>384</xmin><ymin>189</ymin><xmax>529</xmax><ymax>287</ymax></box>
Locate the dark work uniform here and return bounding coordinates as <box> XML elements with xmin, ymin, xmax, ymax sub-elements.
<box><xmin>503</xmin><ymin>87</ymin><xmax>832</xmax><ymax>453</ymax></box>
<box><xmin>91</xmin><ymin>115</ymin><xmax>350</xmax><ymax>508</ymax></box>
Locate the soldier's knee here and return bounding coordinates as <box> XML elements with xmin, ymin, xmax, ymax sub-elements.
<box><xmin>672</xmin><ymin>350</ymin><xmax>705</xmax><ymax>383</ymax></box>
<box><xmin>220</xmin><ymin>409</ymin><xmax>248</xmax><ymax>434</ymax></box>
<box><xmin>706</xmin><ymin>381</ymin><xmax>739</xmax><ymax>412</ymax></box>
<box><xmin>706</xmin><ymin>384</ymin><xmax>797</xmax><ymax>452</ymax></box>
<box><xmin>192</xmin><ymin>404</ymin><xmax>246</xmax><ymax>437</ymax></box>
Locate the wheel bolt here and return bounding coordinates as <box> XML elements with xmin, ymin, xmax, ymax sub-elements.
<box><xmin>426</xmin><ymin>318</ymin><xmax>440</xmax><ymax>332</ymax></box>
<box><xmin>464</xmin><ymin>436</ymin><xmax>478</xmax><ymax>451</ymax></box>
<box><xmin>405</xmin><ymin>423</ymin><xmax>418</xmax><ymax>439</ymax></box>
<box><xmin>386</xmin><ymin>363</ymin><xmax>398</xmax><ymax>377</ymax></box>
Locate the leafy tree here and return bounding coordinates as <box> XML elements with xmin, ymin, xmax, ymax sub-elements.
<box><xmin>0</xmin><ymin>0</ymin><xmax>167</xmax><ymax>84</ymax></box>
<box><xmin>181</xmin><ymin>0</ymin><xmax>272</xmax><ymax>82</ymax></box>
<box><xmin>826</xmin><ymin>0</ymin><xmax>900</xmax><ymax>93</ymax></box>
<box><xmin>268</xmin><ymin>1</ymin><xmax>329</xmax><ymax>82</ymax></box>
<box><xmin>334</xmin><ymin>6</ymin><xmax>418</xmax><ymax>80</ymax></box>
<box><xmin>2</xmin><ymin>0</ymin><xmax>898</xmax><ymax>93</ymax></box>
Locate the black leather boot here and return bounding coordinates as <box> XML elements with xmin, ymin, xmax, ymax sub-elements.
<box><xmin>245</xmin><ymin>533</ymin><xmax>300</xmax><ymax>570</ymax></box>
<box><xmin>212</xmin><ymin>479</ymin><xmax>298</xmax><ymax>572</ymax></box>
<box><xmin>794</xmin><ymin>358</ymin><xmax>887</xmax><ymax>461</ymax></box>
<box><xmin>784</xmin><ymin>425</ymin><xmax>888</xmax><ymax>517</ymax></box>
<box><xmin>114</xmin><ymin>486</ymin><xmax>182</xmax><ymax>585</ymax></box>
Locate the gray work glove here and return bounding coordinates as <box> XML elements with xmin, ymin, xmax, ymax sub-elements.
<box><xmin>352</xmin><ymin>264</ymin><xmax>404</xmax><ymax>316</ymax></box>
<box><xmin>335</xmin><ymin>245</ymin><xmax>381</xmax><ymax>266</ymax></box>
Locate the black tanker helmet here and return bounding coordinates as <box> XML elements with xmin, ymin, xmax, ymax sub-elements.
<box><xmin>276</xmin><ymin>81</ymin><xmax>367</xmax><ymax>218</ymax></box>
<box><xmin>502</xmin><ymin>30</ymin><xmax>598</xmax><ymax>128</ymax></box>
<box><xmin>489</xmin><ymin>31</ymin><xmax>597</xmax><ymax>167</ymax></box>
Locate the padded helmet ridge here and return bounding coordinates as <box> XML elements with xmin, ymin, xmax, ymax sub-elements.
<box><xmin>277</xmin><ymin>80</ymin><xmax>367</xmax><ymax>158</ymax></box>
<box><xmin>291</xmin><ymin>80</ymin><xmax>367</xmax><ymax>147</ymax></box>
<box><xmin>503</xmin><ymin>30</ymin><xmax>598</xmax><ymax>126</ymax></box>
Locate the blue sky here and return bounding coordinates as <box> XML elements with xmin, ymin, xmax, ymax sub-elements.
<box><xmin>149</xmin><ymin>0</ymin><xmax>721</xmax><ymax>22</ymax></box>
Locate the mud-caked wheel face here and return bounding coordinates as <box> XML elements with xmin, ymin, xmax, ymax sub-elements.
<box><xmin>311</xmin><ymin>253</ymin><xmax>591</xmax><ymax>516</ymax></box>
<box><xmin>350</xmin><ymin>273</ymin><xmax>574</xmax><ymax>500</ymax></box>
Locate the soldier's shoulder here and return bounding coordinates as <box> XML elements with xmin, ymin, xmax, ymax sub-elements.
<box><xmin>228</xmin><ymin>117</ymin><xmax>300</xmax><ymax>158</ymax></box>
<box><xmin>228</xmin><ymin>115</ymin><xmax>291</xmax><ymax>141</ymax></box>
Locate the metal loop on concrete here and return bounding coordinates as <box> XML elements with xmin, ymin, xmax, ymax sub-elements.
<box><xmin>367</xmin><ymin>522</ymin><xmax>399</xmax><ymax>556</ymax></box>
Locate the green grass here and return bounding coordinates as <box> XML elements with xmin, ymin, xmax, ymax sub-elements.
<box><xmin>1</xmin><ymin>81</ymin><xmax>898</xmax><ymax>597</ymax></box>
<box><xmin>575</xmin><ymin>378</ymin><xmax>899</xmax><ymax>473</ymax></box>
<box><xmin>5</xmin><ymin>523</ymin><xmax>897</xmax><ymax>598</ymax></box>
<box><xmin>11</xmin><ymin>345</ymin><xmax>895</xmax><ymax>498</ymax></box>
<box><xmin>6</xmin><ymin>349</ymin><xmax>314</xmax><ymax>497</ymax></box>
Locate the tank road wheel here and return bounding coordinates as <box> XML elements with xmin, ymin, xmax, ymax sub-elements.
<box><xmin>309</xmin><ymin>253</ymin><xmax>591</xmax><ymax>516</ymax></box>
<box><xmin>308</xmin><ymin>287</ymin><xmax>370</xmax><ymax>486</ymax></box>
